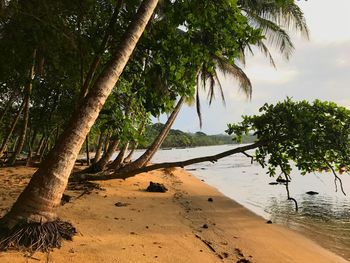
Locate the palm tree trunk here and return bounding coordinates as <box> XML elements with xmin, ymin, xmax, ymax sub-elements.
<box><xmin>35</xmin><ymin>134</ymin><xmax>45</xmax><ymax>156</ymax></box>
<box><xmin>109</xmin><ymin>141</ymin><xmax>129</xmax><ymax>169</ymax></box>
<box><xmin>0</xmin><ymin>0</ymin><xmax>158</xmax><ymax>237</ymax></box>
<box><xmin>119</xmin><ymin>97</ymin><xmax>184</xmax><ymax>173</ymax></box>
<box><xmin>0</xmin><ymin>0</ymin><xmax>158</xmax><ymax>233</ymax></box>
<box><xmin>78</xmin><ymin>0</ymin><xmax>124</xmax><ymax>101</ymax></box>
<box><xmin>85</xmin><ymin>135</ymin><xmax>90</xmax><ymax>166</ymax></box>
<box><xmin>103</xmin><ymin>132</ymin><xmax>111</xmax><ymax>153</ymax></box>
<box><xmin>1</xmin><ymin>0</ymin><xmax>157</xmax><ymax>226</ymax></box>
<box><xmin>83</xmin><ymin>138</ymin><xmax>120</xmax><ymax>173</ymax></box>
<box><xmin>11</xmin><ymin>136</ymin><xmax>18</xmax><ymax>152</ymax></box>
<box><xmin>8</xmin><ymin>50</ymin><xmax>36</xmax><ymax>166</ymax></box>
<box><xmin>0</xmin><ymin>101</ymin><xmax>25</xmax><ymax>159</ymax></box>
<box><xmin>123</xmin><ymin>142</ymin><xmax>138</xmax><ymax>163</ymax></box>
<box><xmin>92</xmin><ymin>131</ymin><xmax>104</xmax><ymax>163</ymax></box>
<box><xmin>38</xmin><ymin>136</ymin><xmax>49</xmax><ymax>162</ymax></box>
<box><xmin>0</xmin><ymin>95</ymin><xmax>14</xmax><ymax>125</ymax></box>
<box><xmin>123</xmin><ymin>119</ymin><xmax>146</xmax><ymax>163</ymax></box>
<box><xmin>26</xmin><ymin>129</ymin><xmax>37</xmax><ymax>166</ymax></box>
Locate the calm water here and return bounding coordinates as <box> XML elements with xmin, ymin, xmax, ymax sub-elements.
<box><xmin>129</xmin><ymin>145</ymin><xmax>350</xmax><ymax>261</ymax></box>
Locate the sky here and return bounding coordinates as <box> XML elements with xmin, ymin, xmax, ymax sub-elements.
<box><xmin>155</xmin><ymin>0</ymin><xmax>350</xmax><ymax>135</ymax></box>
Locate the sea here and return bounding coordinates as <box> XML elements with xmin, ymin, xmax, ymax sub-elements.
<box><xmin>128</xmin><ymin>144</ymin><xmax>350</xmax><ymax>261</ymax></box>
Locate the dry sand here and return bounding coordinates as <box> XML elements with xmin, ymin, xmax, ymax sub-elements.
<box><xmin>0</xmin><ymin>166</ymin><xmax>349</xmax><ymax>263</ymax></box>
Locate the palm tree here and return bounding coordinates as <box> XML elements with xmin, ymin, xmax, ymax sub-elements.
<box><xmin>119</xmin><ymin>96</ymin><xmax>184</xmax><ymax>172</ymax></box>
<box><xmin>0</xmin><ymin>0</ymin><xmax>159</xmax><ymax>251</ymax></box>
<box><xmin>119</xmin><ymin>0</ymin><xmax>308</xmax><ymax>173</ymax></box>
<box><xmin>8</xmin><ymin>49</ymin><xmax>37</xmax><ymax>165</ymax></box>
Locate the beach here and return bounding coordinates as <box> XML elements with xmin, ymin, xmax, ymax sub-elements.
<box><xmin>0</xmin><ymin>166</ymin><xmax>348</xmax><ymax>263</ymax></box>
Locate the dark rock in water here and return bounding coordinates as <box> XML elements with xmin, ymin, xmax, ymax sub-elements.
<box><xmin>266</xmin><ymin>220</ymin><xmax>273</xmax><ymax>224</ymax></box>
<box><xmin>306</xmin><ymin>191</ymin><xmax>319</xmax><ymax>195</ymax></box>
<box><xmin>114</xmin><ymin>202</ymin><xmax>130</xmax><ymax>207</ymax></box>
<box><xmin>208</xmin><ymin>197</ymin><xmax>213</xmax><ymax>202</ymax></box>
<box><xmin>61</xmin><ymin>194</ymin><xmax>72</xmax><ymax>205</ymax></box>
<box><xmin>276</xmin><ymin>176</ymin><xmax>290</xmax><ymax>183</ymax></box>
<box><xmin>269</xmin><ymin>182</ymin><xmax>279</xmax><ymax>185</ymax></box>
<box><xmin>146</xmin><ymin>181</ymin><xmax>168</xmax><ymax>193</ymax></box>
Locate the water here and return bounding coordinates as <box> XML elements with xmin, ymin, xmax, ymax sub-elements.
<box><xmin>129</xmin><ymin>145</ymin><xmax>350</xmax><ymax>261</ymax></box>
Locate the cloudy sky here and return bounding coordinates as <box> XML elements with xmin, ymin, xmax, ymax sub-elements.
<box><xmin>156</xmin><ymin>0</ymin><xmax>350</xmax><ymax>134</ymax></box>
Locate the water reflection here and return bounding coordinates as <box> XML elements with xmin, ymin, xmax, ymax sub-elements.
<box><xmin>265</xmin><ymin>191</ymin><xmax>350</xmax><ymax>260</ymax></box>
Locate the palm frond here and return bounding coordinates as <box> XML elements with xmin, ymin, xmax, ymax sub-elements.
<box><xmin>213</xmin><ymin>70</ymin><xmax>226</xmax><ymax>106</ymax></box>
<box><xmin>246</xmin><ymin>11</ymin><xmax>294</xmax><ymax>59</ymax></box>
<box><xmin>256</xmin><ymin>40</ymin><xmax>276</xmax><ymax>68</ymax></box>
<box><xmin>215</xmin><ymin>56</ymin><xmax>252</xmax><ymax>100</ymax></box>
<box><xmin>239</xmin><ymin>0</ymin><xmax>309</xmax><ymax>38</ymax></box>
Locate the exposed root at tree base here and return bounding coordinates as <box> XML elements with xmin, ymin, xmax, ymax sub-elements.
<box><xmin>0</xmin><ymin>219</ymin><xmax>76</xmax><ymax>252</ymax></box>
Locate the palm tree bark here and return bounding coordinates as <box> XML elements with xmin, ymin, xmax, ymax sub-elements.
<box><xmin>0</xmin><ymin>101</ymin><xmax>25</xmax><ymax>159</ymax></box>
<box><xmin>0</xmin><ymin>94</ymin><xmax>15</xmax><ymax>125</ymax></box>
<box><xmin>38</xmin><ymin>136</ymin><xmax>49</xmax><ymax>162</ymax></box>
<box><xmin>109</xmin><ymin>141</ymin><xmax>129</xmax><ymax>169</ymax></box>
<box><xmin>26</xmin><ymin>129</ymin><xmax>37</xmax><ymax>166</ymax></box>
<box><xmin>92</xmin><ymin>131</ymin><xmax>104</xmax><ymax>163</ymax></box>
<box><xmin>123</xmin><ymin>119</ymin><xmax>146</xmax><ymax>163</ymax></box>
<box><xmin>85</xmin><ymin>135</ymin><xmax>90</xmax><ymax>166</ymax></box>
<box><xmin>83</xmin><ymin>138</ymin><xmax>120</xmax><ymax>173</ymax></box>
<box><xmin>104</xmin><ymin>132</ymin><xmax>111</xmax><ymax>152</ymax></box>
<box><xmin>119</xmin><ymin>97</ymin><xmax>184</xmax><ymax>173</ymax></box>
<box><xmin>123</xmin><ymin>142</ymin><xmax>138</xmax><ymax>163</ymax></box>
<box><xmin>8</xmin><ymin>50</ymin><xmax>36</xmax><ymax>165</ymax></box>
<box><xmin>78</xmin><ymin>0</ymin><xmax>124</xmax><ymax>101</ymax></box>
<box><xmin>35</xmin><ymin>134</ymin><xmax>45</xmax><ymax>156</ymax></box>
<box><xmin>0</xmin><ymin>0</ymin><xmax>158</xmax><ymax>229</ymax></box>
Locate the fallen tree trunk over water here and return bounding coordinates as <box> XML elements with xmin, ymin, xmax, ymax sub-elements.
<box><xmin>71</xmin><ymin>142</ymin><xmax>263</xmax><ymax>181</ymax></box>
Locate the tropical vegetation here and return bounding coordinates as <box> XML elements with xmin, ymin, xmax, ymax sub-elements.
<box><xmin>0</xmin><ymin>0</ymin><xmax>324</xmax><ymax>254</ymax></box>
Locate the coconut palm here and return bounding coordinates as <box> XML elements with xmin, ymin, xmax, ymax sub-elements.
<box><xmin>120</xmin><ymin>0</ymin><xmax>309</xmax><ymax>174</ymax></box>
<box><xmin>0</xmin><ymin>0</ymin><xmax>159</xmax><ymax>251</ymax></box>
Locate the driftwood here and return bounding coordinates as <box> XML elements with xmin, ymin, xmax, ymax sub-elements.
<box><xmin>72</xmin><ymin>142</ymin><xmax>263</xmax><ymax>182</ymax></box>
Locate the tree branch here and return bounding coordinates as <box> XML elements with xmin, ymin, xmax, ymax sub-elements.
<box><xmin>242</xmin><ymin>151</ymin><xmax>254</xmax><ymax>164</ymax></box>
<box><xmin>71</xmin><ymin>141</ymin><xmax>264</xmax><ymax>181</ymax></box>
<box><xmin>326</xmin><ymin>162</ymin><xmax>346</xmax><ymax>196</ymax></box>
<box><xmin>281</xmin><ymin>167</ymin><xmax>298</xmax><ymax>211</ymax></box>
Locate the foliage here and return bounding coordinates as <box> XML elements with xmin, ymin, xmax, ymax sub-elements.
<box><xmin>140</xmin><ymin>123</ymin><xmax>235</xmax><ymax>148</ymax></box>
<box><xmin>227</xmin><ymin>99</ymin><xmax>350</xmax><ymax>178</ymax></box>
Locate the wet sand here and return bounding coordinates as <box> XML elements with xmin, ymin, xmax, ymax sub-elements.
<box><xmin>0</xmin><ymin>166</ymin><xmax>348</xmax><ymax>262</ymax></box>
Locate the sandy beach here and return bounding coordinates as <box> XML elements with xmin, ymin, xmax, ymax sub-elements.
<box><xmin>0</xmin><ymin>166</ymin><xmax>348</xmax><ymax>263</ymax></box>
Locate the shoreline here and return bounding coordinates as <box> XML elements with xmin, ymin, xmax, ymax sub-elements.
<box><xmin>0</xmin><ymin>166</ymin><xmax>348</xmax><ymax>262</ymax></box>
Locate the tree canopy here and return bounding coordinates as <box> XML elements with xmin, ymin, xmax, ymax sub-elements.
<box><xmin>227</xmin><ymin>98</ymin><xmax>350</xmax><ymax>194</ymax></box>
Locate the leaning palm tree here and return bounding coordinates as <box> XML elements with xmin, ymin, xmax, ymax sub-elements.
<box><xmin>120</xmin><ymin>0</ymin><xmax>308</xmax><ymax>174</ymax></box>
<box><xmin>0</xmin><ymin>0</ymin><xmax>159</xmax><ymax>251</ymax></box>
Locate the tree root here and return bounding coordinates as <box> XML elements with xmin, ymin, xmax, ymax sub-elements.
<box><xmin>0</xmin><ymin>219</ymin><xmax>76</xmax><ymax>252</ymax></box>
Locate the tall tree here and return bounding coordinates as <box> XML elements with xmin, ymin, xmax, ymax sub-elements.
<box><xmin>0</xmin><ymin>0</ymin><xmax>159</xmax><ymax>251</ymax></box>
<box><xmin>8</xmin><ymin>50</ymin><xmax>37</xmax><ymax>165</ymax></box>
